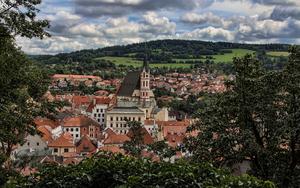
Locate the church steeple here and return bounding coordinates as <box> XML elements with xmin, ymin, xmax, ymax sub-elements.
<box><xmin>143</xmin><ymin>43</ymin><xmax>150</xmax><ymax>72</ymax></box>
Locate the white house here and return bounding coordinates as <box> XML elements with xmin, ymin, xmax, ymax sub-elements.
<box><xmin>86</xmin><ymin>97</ymin><xmax>112</xmax><ymax>128</ymax></box>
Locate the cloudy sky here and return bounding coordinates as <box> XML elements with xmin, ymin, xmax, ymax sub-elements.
<box><xmin>17</xmin><ymin>0</ymin><xmax>300</xmax><ymax>55</ymax></box>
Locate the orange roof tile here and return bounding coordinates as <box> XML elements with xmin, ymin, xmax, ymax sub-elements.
<box><xmin>103</xmin><ymin>134</ymin><xmax>130</xmax><ymax>145</ymax></box>
<box><xmin>62</xmin><ymin>116</ymin><xmax>98</xmax><ymax>127</ymax></box>
<box><xmin>63</xmin><ymin>157</ymin><xmax>83</xmax><ymax>165</ymax></box>
<box><xmin>52</xmin><ymin>74</ymin><xmax>101</xmax><ymax>80</ymax></box>
<box><xmin>165</xmin><ymin>134</ymin><xmax>185</xmax><ymax>148</ymax></box>
<box><xmin>99</xmin><ymin>146</ymin><xmax>125</xmax><ymax>154</ymax></box>
<box><xmin>86</xmin><ymin>97</ymin><xmax>111</xmax><ymax>112</ymax></box>
<box><xmin>127</xmin><ymin>127</ymin><xmax>154</xmax><ymax>145</ymax></box>
<box><xmin>34</xmin><ymin>118</ymin><xmax>58</xmax><ymax>129</ymax></box>
<box><xmin>37</xmin><ymin>126</ymin><xmax>53</xmax><ymax>143</ymax></box>
<box><xmin>76</xmin><ymin>136</ymin><xmax>97</xmax><ymax>154</ymax></box>
<box><xmin>72</xmin><ymin>96</ymin><xmax>91</xmax><ymax>107</ymax></box>
<box><xmin>48</xmin><ymin>132</ymin><xmax>75</xmax><ymax>148</ymax></box>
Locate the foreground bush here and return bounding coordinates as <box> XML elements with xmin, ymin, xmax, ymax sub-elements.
<box><xmin>7</xmin><ymin>152</ymin><xmax>274</xmax><ymax>188</ymax></box>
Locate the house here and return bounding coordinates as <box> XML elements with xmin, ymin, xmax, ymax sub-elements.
<box><xmin>12</xmin><ymin>134</ymin><xmax>48</xmax><ymax>159</ymax></box>
<box><xmin>105</xmin><ymin>107</ymin><xmax>145</xmax><ymax>134</ymax></box>
<box><xmin>48</xmin><ymin>132</ymin><xmax>76</xmax><ymax>156</ymax></box>
<box><xmin>103</xmin><ymin>133</ymin><xmax>130</xmax><ymax>146</ymax></box>
<box><xmin>76</xmin><ymin>135</ymin><xmax>97</xmax><ymax>156</ymax></box>
<box><xmin>127</xmin><ymin>127</ymin><xmax>154</xmax><ymax>145</ymax></box>
<box><xmin>61</xmin><ymin>116</ymin><xmax>100</xmax><ymax>141</ymax></box>
<box><xmin>86</xmin><ymin>97</ymin><xmax>112</xmax><ymax>128</ymax></box>
<box><xmin>144</xmin><ymin>119</ymin><xmax>158</xmax><ymax>137</ymax></box>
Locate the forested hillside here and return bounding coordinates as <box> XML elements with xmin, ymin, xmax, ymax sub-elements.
<box><xmin>30</xmin><ymin>39</ymin><xmax>290</xmax><ymax>65</ymax></box>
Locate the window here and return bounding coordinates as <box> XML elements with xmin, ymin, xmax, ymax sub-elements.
<box><xmin>116</xmin><ymin>124</ymin><xmax>118</xmax><ymax>128</ymax></box>
<box><xmin>110</xmin><ymin>117</ymin><xmax>113</xmax><ymax>121</ymax></box>
<box><xmin>27</xmin><ymin>142</ymin><xmax>30</xmax><ymax>146</ymax></box>
<box><xmin>138</xmin><ymin>117</ymin><xmax>141</xmax><ymax>121</ymax></box>
<box><xmin>71</xmin><ymin>128</ymin><xmax>74</xmax><ymax>132</ymax></box>
<box><xmin>110</xmin><ymin>123</ymin><xmax>113</xmax><ymax>127</ymax></box>
<box><xmin>64</xmin><ymin>148</ymin><xmax>69</xmax><ymax>152</ymax></box>
<box><xmin>76</xmin><ymin>128</ymin><xmax>79</xmax><ymax>131</ymax></box>
<box><xmin>120</xmin><ymin>117</ymin><xmax>123</xmax><ymax>121</ymax></box>
<box><xmin>124</xmin><ymin>124</ymin><xmax>126</xmax><ymax>128</ymax></box>
<box><xmin>66</xmin><ymin>128</ymin><xmax>69</xmax><ymax>131</ymax></box>
<box><xmin>129</xmin><ymin>117</ymin><xmax>131</xmax><ymax>121</ymax></box>
<box><xmin>54</xmin><ymin>148</ymin><xmax>58</xmax><ymax>153</ymax></box>
<box><xmin>94</xmin><ymin>114</ymin><xmax>97</xmax><ymax>117</ymax></box>
<box><xmin>120</xmin><ymin>130</ymin><xmax>123</xmax><ymax>134</ymax></box>
<box><xmin>76</xmin><ymin>134</ymin><xmax>79</xmax><ymax>138</ymax></box>
<box><xmin>120</xmin><ymin>124</ymin><xmax>122</xmax><ymax>128</ymax></box>
<box><xmin>98</xmin><ymin>119</ymin><xmax>100</xmax><ymax>122</ymax></box>
<box><xmin>97</xmin><ymin>109</ymin><xmax>99</xmax><ymax>113</ymax></box>
<box><xmin>100</xmin><ymin>109</ymin><xmax>103</xmax><ymax>113</ymax></box>
<box><xmin>37</xmin><ymin>142</ymin><xmax>40</xmax><ymax>146</ymax></box>
<box><xmin>133</xmin><ymin>117</ymin><xmax>135</xmax><ymax>121</ymax></box>
<box><xmin>116</xmin><ymin>117</ymin><xmax>119</xmax><ymax>121</ymax></box>
<box><xmin>102</xmin><ymin>119</ymin><xmax>104</xmax><ymax>122</ymax></box>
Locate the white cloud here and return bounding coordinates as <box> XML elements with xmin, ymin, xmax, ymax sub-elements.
<box><xmin>180</xmin><ymin>26</ymin><xmax>235</xmax><ymax>41</ymax></box>
<box><xmin>181</xmin><ymin>12</ymin><xmax>233</xmax><ymax>28</ymax></box>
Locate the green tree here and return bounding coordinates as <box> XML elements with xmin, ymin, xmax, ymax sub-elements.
<box><xmin>122</xmin><ymin>121</ymin><xmax>145</xmax><ymax>157</ymax></box>
<box><xmin>6</xmin><ymin>152</ymin><xmax>275</xmax><ymax>188</ymax></box>
<box><xmin>0</xmin><ymin>0</ymin><xmax>50</xmax><ymax>38</ymax></box>
<box><xmin>0</xmin><ymin>0</ymin><xmax>51</xmax><ymax>185</ymax></box>
<box><xmin>185</xmin><ymin>52</ymin><xmax>300</xmax><ymax>187</ymax></box>
<box><xmin>148</xmin><ymin>140</ymin><xmax>176</xmax><ymax>161</ymax></box>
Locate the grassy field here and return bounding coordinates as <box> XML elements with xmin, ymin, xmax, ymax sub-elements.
<box><xmin>95</xmin><ymin>49</ymin><xmax>256</xmax><ymax>68</ymax></box>
<box><xmin>174</xmin><ymin>49</ymin><xmax>255</xmax><ymax>63</ymax></box>
<box><xmin>266</xmin><ymin>51</ymin><xmax>289</xmax><ymax>57</ymax></box>
<box><xmin>95</xmin><ymin>56</ymin><xmax>192</xmax><ymax>68</ymax></box>
<box><xmin>211</xmin><ymin>49</ymin><xmax>255</xmax><ymax>62</ymax></box>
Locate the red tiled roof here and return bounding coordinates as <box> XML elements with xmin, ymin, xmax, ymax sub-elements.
<box><xmin>99</xmin><ymin>146</ymin><xmax>125</xmax><ymax>154</ymax></box>
<box><xmin>48</xmin><ymin>132</ymin><xmax>74</xmax><ymax>147</ymax></box>
<box><xmin>156</xmin><ymin>120</ymin><xmax>190</xmax><ymax>138</ymax></box>
<box><xmin>72</xmin><ymin>96</ymin><xmax>91</xmax><ymax>107</ymax></box>
<box><xmin>34</xmin><ymin>118</ymin><xmax>58</xmax><ymax>129</ymax></box>
<box><xmin>37</xmin><ymin>126</ymin><xmax>53</xmax><ymax>143</ymax></box>
<box><xmin>52</xmin><ymin>74</ymin><xmax>101</xmax><ymax>80</ymax></box>
<box><xmin>165</xmin><ymin>134</ymin><xmax>185</xmax><ymax>148</ymax></box>
<box><xmin>62</xmin><ymin>116</ymin><xmax>98</xmax><ymax>127</ymax></box>
<box><xmin>103</xmin><ymin>134</ymin><xmax>130</xmax><ymax>145</ymax></box>
<box><xmin>86</xmin><ymin>97</ymin><xmax>111</xmax><ymax>113</ymax></box>
<box><xmin>62</xmin><ymin>152</ymin><xmax>77</xmax><ymax>158</ymax></box>
<box><xmin>144</xmin><ymin>119</ymin><xmax>155</xmax><ymax>125</ymax></box>
<box><xmin>63</xmin><ymin>157</ymin><xmax>83</xmax><ymax>165</ymax></box>
<box><xmin>76</xmin><ymin>136</ymin><xmax>97</xmax><ymax>154</ymax></box>
<box><xmin>127</xmin><ymin>127</ymin><xmax>154</xmax><ymax>145</ymax></box>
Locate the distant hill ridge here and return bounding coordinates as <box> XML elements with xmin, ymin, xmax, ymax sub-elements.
<box><xmin>30</xmin><ymin>39</ymin><xmax>291</xmax><ymax>65</ymax></box>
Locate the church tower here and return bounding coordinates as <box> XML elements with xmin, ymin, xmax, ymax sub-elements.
<box><xmin>140</xmin><ymin>53</ymin><xmax>151</xmax><ymax>103</ymax></box>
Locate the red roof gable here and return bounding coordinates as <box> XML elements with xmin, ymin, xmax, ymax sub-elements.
<box><xmin>103</xmin><ymin>134</ymin><xmax>130</xmax><ymax>145</ymax></box>
<box><xmin>62</xmin><ymin>116</ymin><xmax>98</xmax><ymax>127</ymax></box>
<box><xmin>127</xmin><ymin>127</ymin><xmax>154</xmax><ymax>145</ymax></box>
<box><xmin>76</xmin><ymin>136</ymin><xmax>97</xmax><ymax>154</ymax></box>
<box><xmin>48</xmin><ymin>132</ymin><xmax>74</xmax><ymax>148</ymax></box>
<box><xmin>86</xmin><ymin>97</ymin><xmax>111</xmax><ymax>112</ymax></box>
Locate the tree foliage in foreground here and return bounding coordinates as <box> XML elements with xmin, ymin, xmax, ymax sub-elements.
<box><xmin>185</xmin><ymin>47</ymin><xmax>300</xmax><ymax>187</ymax></box>
<box><xmin>6</xmin><ymin>152</ymin><xmax>274</xmax><ymax>188</ymax></box>
<box><xmin>0</xmin><ymin>0</ymin><xmax>50</xmax><ymax>38</ymax></box>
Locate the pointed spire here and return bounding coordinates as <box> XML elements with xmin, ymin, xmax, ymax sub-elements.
<box><xmin>143</xmin><ymin>42</ymin><xmax>149</xmax><ymax>72</ymax></box>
